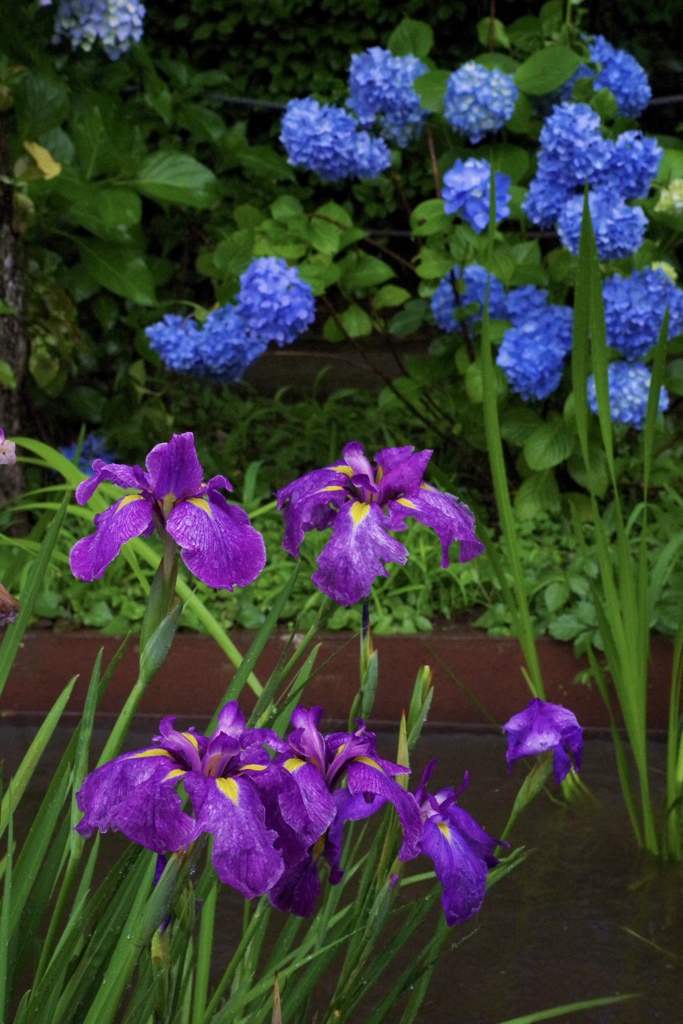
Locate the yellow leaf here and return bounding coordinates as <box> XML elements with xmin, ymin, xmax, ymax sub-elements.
<box><xmin>23</xmin><ymin>141</ymin><xmax>62</xmax><ymax>180</ymax></box>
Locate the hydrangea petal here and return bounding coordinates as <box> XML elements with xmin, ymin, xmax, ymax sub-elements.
<box><xmin>166</xmin><ymin>497</ymin><xmax>266</xmax><ymax>590</ymax></box>
<box><xmin>69</xmin><ymin>495</ymin><xmax>154</xmax><ymax>581</ymax></box>
<box><xmin>312</xmin><ymin>500</ymin><xmax>408</xmax><ymax>605</ymax></box>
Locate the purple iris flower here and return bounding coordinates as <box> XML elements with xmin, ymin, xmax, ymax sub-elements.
<box><xmin>267</xmin><ymin>706</ymin><xmax>423</xmax><ymax>916</ymax></box>
<box><xmin>276</xmin><ymin>442</ymin><xmax>484</xmax><ymax>606</ymax></box>
<box><xmin>415</xmin><ymin>761</ymin><xmax>502</xmax><ymax>925</ymax></box>
<box><xmin>502</xmin><ymin>698</ymin><xmax>583</xmax><ymax>784</ymax></box>
<box><xmin>69</xmin><ymin>432</ymin><xmax>266</xmax><ymax>590</ymax></box>
<box><xmin>76</xmin><ymin>702</ymin><xmax>290</xmax><ymax>899</ymax></box>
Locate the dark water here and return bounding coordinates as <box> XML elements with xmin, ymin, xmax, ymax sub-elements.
<box><xmin>2</xmin><ymin>722</ymin><xmax>681</xmax><ymax>1024</ymax></box>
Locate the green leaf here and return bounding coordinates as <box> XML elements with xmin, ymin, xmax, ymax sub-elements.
<box><xmin>14</xmin><ymin>72</ymin><xmax>69</xmax><ymax>139</ymax></box>
<box><xmin>513</xmin><ymin>470</ymin><xmax>560</xmax><ymax>519</ymax></box>
<box><xmin>410</xmin><ymin>199</ymin><xmax>450</xmax><ymax>237</ymax></box>
<box><xmin>489</xmin><ymin>143</ymin><xmax>530</xmax><ymax>184</ymax></box>
<box><xmin>501</xmin><ymin>406</ymin><xmax>544</xmax><ymax>445</ymax></box>
<box><xmin>338</xmin><ymin>252</ymin><xmax>394</xmax><ymax>291</ymax></box>
<box><xmin>270</xmin><ymin>195</ymin><xmax>305</xmax><ymax>220</ymax></box>
<box><xmin>316</xmin><ymin>201</ymin><xmax>353</xmax><ymax>228</ymax></box>
<box><xmin>387</xmin><ymin>17</ymin><xmax>434</xmax><ymax>59</ymax></box>
<box><xmin>507</xmin><ymin>15</ymin><xmax>543</xmax><ymax>53</ymax></box>
<box><xmin>340</xmin><ymin>304</ymin><xmax>373</xmax><ymax>338</ymax></box>
<box><xmin>524</xmin><ymin>416</ymin><xmax>576</xmax><ymax>470</ymax></box>
<box><xmin>476</xmin><ymin>17</ymin><xmax>511</xmax><ymax>50</ymax></box>
<box><xmin>413</xmin><ymin>70</ymin><xmax>450</xmax><ymax>114</ymax></box>
<box><xmin>298</xmin><ymin>255</ymin><xmax>341</xmax><ymax>295</ymax></box>
<box><xmin>656</xmin><ymin>148</ymin><xmax>683</xmax><ymax>185</ymax></box>
<box><xmin>134</xmin><ymin>151</ymin><xmax>218</xmax><ymax>208</ymax></box>
<box><xmin>240</xmin><ymin>146</ymin><xmax>295</xmax><ymax>182</ymax></box>
<box><xmin>309</xmin><ymin>217</ymin><xmax>342</xmax><ymax>256</ymax></box>
<box><xmin>58</xmin><ymin>177</ymin><xmax>142</xmax><ymax>240</ymax></box>
<box><xmin>388</xmin><ymin>299</ymin><xmax>428</xmax><ymax>336</ymax></box>
<box><xmin>544</xmin><ymin>581</ymin><xmax>570</xmax><ymax>614</ymax></box>
<box><xmin>665</xmin><ymin>357</ymin><xmax>683</xmax><ymax>396</ymax></box>
<box><xmin>76</xmin><ymin>239</ymin><xmax>157</xmax><ymax>306</ymax></box>
<box><xmin>514</xmin><ymin>46</ymin><xmax>583</xmax><ymax>96</ymax></box>
<box><xmin>373</xmin><ymin>285</ymin><xmax>411</xmax><ymax>310</ymax></box>
<box><xmin>0</xmin><ymin>360</ymin><xmax>16</xmax><ymax>389</ymax></box>
<box><xmin>414</xmin><ymin>247</ymin><xmax>453</xmax><ymax>280</ymax></box>
<box><xmin>591</xmin><ymin>87</ymin><xmax>618</xmax><ymax>122</ymax></box>
<box><xmin>475</xmin><ymin>53</ymin><xmax>519</xmax><ymax>74</ymax></box>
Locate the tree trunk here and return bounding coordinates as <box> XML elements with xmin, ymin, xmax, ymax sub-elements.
<box><xmin>0</xmin><ymin>118</ymin><xmax>27</xmax><ymax>505</ymax></box>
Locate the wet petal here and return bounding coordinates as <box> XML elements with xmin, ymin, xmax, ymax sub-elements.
<box><xmin>325</xmin><ymin>789</ymin><xmax>386</xmax><ymax>883</ymax></box>
<box><xmin>345</xmin><ymin>758</ymin><xmax>422</xmax><ymax>861</ymax></box>
<box><xmin>185</xmin><ymin>774</ymin><xmax>284</xmax><ymax>898</ymax></box>
<box><xmin>145</xmin><ymin>432</ymin><xmax>204</xmax><ymax>501</ymax></box>
<box><xmin>166</xmin><ymin>496</ymin><xmax>266</xmax><ymax>590</ymax></box>
<box><xmin>502</xmin><ymin>698</ymin><xmax>583</xmax><ymax>783</ymax></box>
<box><xmin>313</xmin><ymin>500</ymin><xmax>408</xmax><ymax>606</ymax></box>
<box><xmin>342</xmin><ymin>441</ymin><xmax>374</xmax><ymax>478</ymax></box>
<box><xmin>75</xmin><ymin>460</ymin><xmax>147</xmax><ymax>505</ymax></box>
<box><xmin>278</xmin><ymin>758</ymin><xmax>336</xmax><ymax>844</ymax></box>
<box><xmin>75</xmin><ymin>750</ymin><xmax>195</xmax><ymax>854</ymax></box>
<box><xmin>375</xmin><ymin>447</ymin><xmax>432</xmax><ymax>503</ymax></box>
<box><xmin>69</xmin><ymin>495</ymin><xmax>153</xmax><ymax>581</ymax></box>
<box><xmin>419</xmin><ymin>817</ymin><xmax>489</xmax><ymax>925</ymax></box>
<box><xmin>269</xmin><ymin>853</ymin><xmax>321</xmax><ymax>917</ymax></box>
<box><xmin>395</xmin><ymin>485</ymin><xmax>485</xmax><ymax>565</ymax></box>
<box><xmin>276</xmin><ymin>467</ymin><xmax>350</xmax><ymax>557</ymax></box>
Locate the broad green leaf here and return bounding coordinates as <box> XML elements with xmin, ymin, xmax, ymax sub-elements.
<box><xmin>524</xmin><ymin>416</ymin><xmax>576</xmax><ymax>470</ymax></box>
<box><xmin>270</xmin><ymin>195</ymin><xmax>305</xmax><ymax>220</ymax></box>
<box><xmin>507</xmin><ymin>15</ymin><xmax>543</xmax><ymax>53</ymax></box>
<box><xmin>476</xmin><ymin>16</ymin><xmax>511</xmax><ymax>50</ymax></box>
<box><xmin>388</xmin><ymin>299</ymin><xmax>428</xmax><ymax>336</ymax></box>
<box><xmin>414</xmin><ymin>247</ymin><xmax>453</xmax><ymax>280</ymax></box>
<box><xmin>656</xmin><ymin>148</ymin><xmax>683</xmax><ymax>184</ymax></box>
<box><xmin>134</xmin><ymin>151</ymin><xmax>218</xmax><ymax>208</ymax></box>
<box><xmin>0</xmin><ymin>360</ymin><xmax>16</xmax><ymax>389</ymax></box>
<box><xmin>387</xmin><ymin>17</ymin><xmax>434</xmax><ymax>59</ymax></box>
<box><xmin>544</xmin><ymin>580</ymin><xmax>570</xmax><ymax>614</ymax></box>
<box><xmin>489</xmin><ymin>143</ymin><xmax>530</xmax><ymax>184</ymax></box>
<box><xmin>240</xmin><ymin>146</ymin><xmax>295</xmax><ymax>182</ymax></box>
<box><xmin>14</xmin><ymin>72</ymin><xmax>69</xmax><ymax>138</ymax></box>
<box><xmin>413</xmin><ymin>70</ymin><xmax>450</xmax><ymax>114</ymax></box>
<box><xmin>76</xmin><ymin>239</ymin><xmax>157</xmax><ymax>305</ymax></box>
<box><xmin>339</xmin><ymin>252</ymin><xmax>394</xmax><ymax>291</ymax></box>
<box><xmin>298</xmin><ymin>255</ymin><xmax>341</xmax><ymax>294</ymax></box>
<box><xmin>513</xmin><ymin>470</ymin><xmax>560</xmax><ymax>519</ymax></box>
<box><xmin>514</xmin><ymin>46</ymin><xmax>583</xmax><ymax>95</ymax></box>
<box><xmin>501</xmin><ymin>406</ymin><xmax>544</xmax><ymax>445</ymax></box>
<box><xmin>410</xmin><ymin>199</ymin><xmax>450</xmax><ymax>236</ymax></box>
<box><xmin>475</xmin><ymin>53</ymin><xmax>519</xmax><ymax>74</ymax></box>
<box><xmin>373</xmin><ymin>285</ymin><xmax>411</xmax><ymax>310</ymax></box>
<box><xmin>340</xmin><ymin>304</ymin><xmax>373</xmax><ymax>338</ymax></box>
<box><xmin>316</xmin><ymin>201</ymin><xmax>353</xmax><ymax>228</ymax></box>
<box><xmin>309</xmin><ymin>217</ymin><xmax>343</xmax><ymax>255</ymax></box>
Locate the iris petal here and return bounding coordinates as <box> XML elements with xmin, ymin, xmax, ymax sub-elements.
<box><xmin>313</xmin><ymin>500</ymin><xmax>408</xmax><ymax>605</ymax></box>
<box><xmin>395</xmin><ymin>485</ymin><xmax>485</xmax><ymax>565</ymax></box>
<box><xmin>185</xmin><ymin>774</ymin><xmax>284</xmax><ymax>898</ymax></box>
<box><xmin>276</xmin><ymin>467</ymin><xmax>350</xmax><ymax>556</ymax></box>
<box><xmin>419</xmin><ymin>818</ymin><xmax>489</xmax><ymax>925</ymax></box>
<box><xmin>75</xmin><ymin>752</ymin><xmax>195</xmax><ymax>854</ymax></box>
<box><xmin>69</xmin><ymin>495</ymin><xmax>153</xmax><ymax>581</ymax></box>
<box><xmin>145</xmin><ymin>432</ymin><xmax>204</xmax><ymax>501</ymax></box>
<box><xmin>75</xmin><ymin>460</ymin><xmax>147</xmax><ymax>505</ymax></box>
<box><xmin>166</xmin><ymin>497</ymin><xmax>266</xmax><ymax>590</ymax></box>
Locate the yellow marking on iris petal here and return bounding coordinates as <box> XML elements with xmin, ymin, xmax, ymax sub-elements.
<box><xmin>335</xmin><ymin>743</ymin><xmax>346</xmax><ymax>754</ymax></box>
<box><xmin>354</xmin><ymin>755</ymin><xmax>381</xmax><ymax>770</ymax></box>
<box><xmin>420</xmin><ymin>483</ymin><xmax>435</xmax><ymax>491</ymax></box>
<box><xmin>284</xmin><ymin>757</ymin><xmax>306</xmax><ymax>773</ymax></box>
<box><xmin>375</xmin><ymin>465</ymin><xmax>384</xmax><ymax>482</ymax></box>
<box><xmin>437</xmin><ymin>821</ymin><xmax>451</xmax><ymax>839</ymax></box>
<box><xmin>117</xmin><ymin>494</ymin><xmax>146</xmax><ymax>512</ymax></box>
<box><xmin>350</xmin><ymin>502</ymin><xmax>371</xmax><ymax>525</ymax></box>
<box><xmin>182</xmin><ymin>732</ymin><xmax>199</xmax><ymax>750</ymax></box>
<box><xmin>331</xmin><ymin>465</ymin><xmax>354</xmax><ymax>476</ymax></box>
<box><xmin>187</xmin><ymin>497</ymin><xmax>212</xmax><ymax>516</ymax></box>
<box><xmin>129</xmin><ymin>748</ymin><xmax>173</xmax><ymax>759</ymax></box>
<box><xmin>240</xmin><ymin>763</ymin><xmax>267</xmax><ymax>771</ymax></box>
<box><xmin>216</xmin><ymin>777</ymin><xmax>239</xmax><ymax>804</ymax></box>
<box><xmin>318</xmin><ymin>485</ymin><xmax>345</xmax><ymax>493</ymax></box>
<box><xmin>396</xmin><ymin>498</ymin><xmax>417</xmax><ymax>509</ymax></box>
<box><xmin>163</xmin><ymin>768</ymin><xmax>187</xmax><ymax>782</ymax></box>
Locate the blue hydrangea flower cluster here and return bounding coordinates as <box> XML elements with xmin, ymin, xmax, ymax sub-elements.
<box><xmin>496</xmin><ymin>306</ymin><xmax>574</xmax><ymax>400</ymax></box>
<box><xmin>602</xmin><ymin>267</ymin><xmax>683</xmax><ymax>360</ymax></box>
<box><xmin>146</xmin><ymin>258</ymin><xmax>315</xmax><ymax>382</ymax></box>
<box><xmin>431</xmin><ymin>265</ymin><xmax>507</xmax><ymax>331</ymax></box>
<box><xmin>504</xmin><ymin>286</ymin><xmax>549</xmax><ymax>326</ymax></box>
<box><xmin>280</xmin><ymin>98</ymin><xmax>391</xmax><ymax>181</ymax></box>
<box><xmin>442</xmin><ymin>158</ymin><xmax>511</xmax><ymax>234</ymax></box>
<box><xmin>443</xmin><ymin>62</ymin><xmax>518</xmax><ymax>144</ymax></box>
<box><xmin>587</xmin><ymin>361</ymin><xmax>668</xmax><ymax>429</ymax></box>
<box><xmin>51</xmin><ymin>0</ymin><xmax>145</xmax><ymax>59</ymax></box>
<box><xmin>588</xmin><ymin>35</ymin><xmax>651</xmax><ymax>118</ymax></box>
<box><xmin>522</xmin><ymin>102</ymin><xmax>661</xmax><ymax>257</ymax></box>
<box><xmin>347</xmin><ymin>47</ymin><xmax>428</xmax><ymax>148</ymax></box>
<box><xmin>557</xmin><ymin>192</ymin><xmax>647</xmax><ymax>259</ymax></box>
<box><xmin>59</xmin><ymin>434</ymin><xmax>116</xmax><ymax>475</ymax></box>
